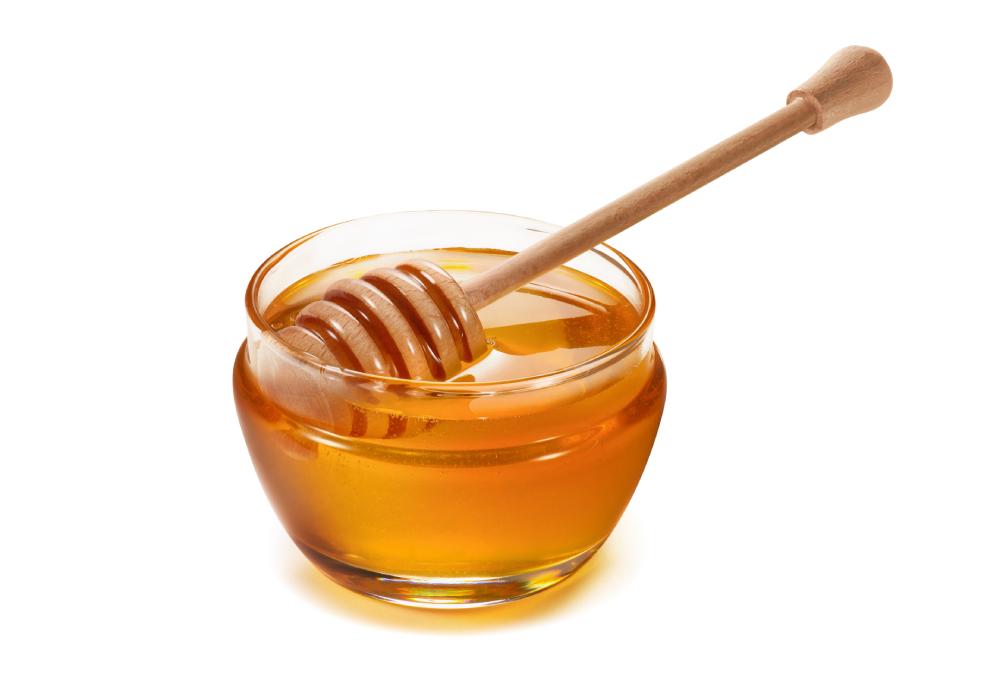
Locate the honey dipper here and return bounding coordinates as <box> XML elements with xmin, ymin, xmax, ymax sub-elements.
<box><xmin>278</xmin><ymin>46</ymin><xmax>892</xmax><ymax>381</ymax></box>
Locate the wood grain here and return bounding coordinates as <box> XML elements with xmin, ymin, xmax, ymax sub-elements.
<box><xmin>462</xmin><ymin>46</ymin><xmax>892</xmax><ymax>309</ymax></box>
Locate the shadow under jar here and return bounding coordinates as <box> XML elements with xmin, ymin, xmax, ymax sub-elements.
<box><xmin>234</xmin><ymin>211</ymin><xmax>666</xmax><ymax>607</ymax></box>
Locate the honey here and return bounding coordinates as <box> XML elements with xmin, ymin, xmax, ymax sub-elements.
<box><xmin>234</xmin><ymin>244</ymin><xmax>665</xmax><ymax>606</ymax></box>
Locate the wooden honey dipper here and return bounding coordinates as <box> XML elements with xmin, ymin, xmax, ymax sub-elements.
<box><xmin>278</xmin><ymin>46</ymin><xmax>892</xmax><ymax>381</ymax></box>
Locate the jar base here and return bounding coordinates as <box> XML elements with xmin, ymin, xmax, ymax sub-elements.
<box><xmin>295</xmin><ymin>541</ymin><xmax>603</xmax><ymax>609</ymax></box>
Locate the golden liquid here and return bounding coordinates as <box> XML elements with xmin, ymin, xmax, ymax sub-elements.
<box><xmin>234</xmin><ymin>248</ymin><xmax>665</xmax><ymax>586</ymax></box>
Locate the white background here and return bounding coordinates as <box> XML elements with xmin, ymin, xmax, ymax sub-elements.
<box><xmin>2</xmin><ymin>2</ymin><xmax>998</xmax><ymax>689</ymax></box>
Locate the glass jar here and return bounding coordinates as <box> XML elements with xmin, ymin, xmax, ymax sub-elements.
<box><xmin>233</xmin><ymin>210</ymin><xmax>666</xmax><ymax>607</ymax></box>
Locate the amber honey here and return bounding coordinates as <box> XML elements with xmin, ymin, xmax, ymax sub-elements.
<box><xmin>235</xmin><ymin>236</ymin><xmax>665</xmax><ymax>606</ymax></box>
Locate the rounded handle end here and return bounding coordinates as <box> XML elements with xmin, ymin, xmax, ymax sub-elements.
<box><xmin>788</xmin><ymin>46</ymin><xmax>892</xmax><ymax>133</ymax></box>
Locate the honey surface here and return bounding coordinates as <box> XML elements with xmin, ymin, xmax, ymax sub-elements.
<box><xmin>263</xmin><ymin>248</ymin><xmax>642</xmax><ymax>382</ymax></box>
<box><xmin>235</xmin><ymin>248</ymin><xmax>665</xmax><ymax>581</ymax></box>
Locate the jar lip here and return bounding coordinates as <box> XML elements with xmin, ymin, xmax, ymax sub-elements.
<box><xmin>245</xmin><ymin>210</ymin><xmax>656</xmax><ymax>394</ymax></box>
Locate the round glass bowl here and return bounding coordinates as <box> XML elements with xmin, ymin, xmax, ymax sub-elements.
<box><xmin>233</xmin><ymin>211</ymin><xmax>666</xmax><ymax>607</ymax></box>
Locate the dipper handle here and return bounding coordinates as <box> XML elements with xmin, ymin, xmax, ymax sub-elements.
<box><xmin>788</xmin><ymin>45</ymin><xmax>893</xmax><ymax>133</ymax></box>
<box><xmin>462</xmin><ymin>46</ymin><xmax>892</xmax><ymax>309</ymax></box>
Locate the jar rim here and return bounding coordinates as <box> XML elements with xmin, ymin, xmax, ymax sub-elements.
<box><xmin>245</xmin><ymin>210</ymin><xmax>656</xmax><ymax>394</ymax></box>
